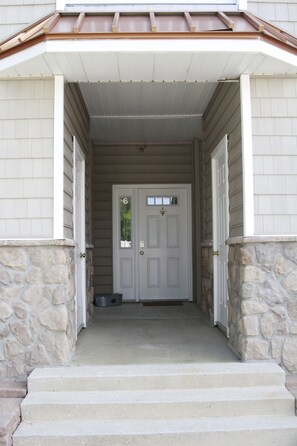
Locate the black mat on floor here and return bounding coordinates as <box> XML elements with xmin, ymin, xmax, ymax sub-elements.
<box><xmin>142</xmin><ymin>301</ymin><xmax>184</xmax><ymax>306</ymax></box>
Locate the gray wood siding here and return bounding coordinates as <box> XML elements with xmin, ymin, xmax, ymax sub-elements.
<box><xmin>0</xmin><ymin>1</ymin><xmax>56</xmax><ymax>41</ymax></box>
<box><xmin>202</xmin><ymin>82</ymin><xmax>242</xmax><ymax>240</ymax></box>
<box><xmin>64</xmin><ymin>83</ymin><xmax>91</xmax><ymax>242</ymax></box>
<box><xmin>248</xmin><ymin>0</ymin><xmax>297</xmax><ymax>35</ymax></box>
<box><xmin>92</xmin><ymin>143</ymin><xmax>194</xmax><ymax>294</ymax></box>
<box><xmin>0</xmin><ymin>79</ymin><xmax>54</xmax><ymax>238</ymax></box>
<box><xmin>251</xmin><ymin>77</ymin><xmax>297</xmax><ymax>235</ymax></box>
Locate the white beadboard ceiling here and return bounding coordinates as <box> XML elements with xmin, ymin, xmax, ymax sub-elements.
<box><xmin>79</xmin><ymin>82</ymin><xmax>216</xmax><ymax>143</ymax></box>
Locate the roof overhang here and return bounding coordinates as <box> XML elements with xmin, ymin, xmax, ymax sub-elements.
<box><xmin>0</xmin><ymin>11</ymin><xmax>297</xmax><ymax>80</ymax></box>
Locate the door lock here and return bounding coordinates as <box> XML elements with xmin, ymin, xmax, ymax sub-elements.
<box><xmin>140</xmin><ymin>251</ymin><xmax>144</xmax><ymax>255</ymax></box>
<box><xmin>212</xmin><ymin>251</ymin><xmax>220</xmax><ymax>256</ymax></box>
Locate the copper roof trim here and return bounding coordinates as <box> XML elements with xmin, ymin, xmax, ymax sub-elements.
<box><xmin>0</xmin><ymin>11</ymin><xmax>297</xmax><ymax>57</ymax></box>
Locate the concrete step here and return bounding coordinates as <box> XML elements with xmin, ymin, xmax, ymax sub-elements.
<box><xmin>27</xmin><ymin>362</ymin><xmax>285</xmax><ymax>392</ymax></box>
<box><xmin>21</xmin><ymin>386</ymin><xmax>294</xmax><ymax>421</ymax></box>
<box><xmin>13</xmin><ymin>416</ymin><xmax>297</xmax><ymax>446</ymax></box>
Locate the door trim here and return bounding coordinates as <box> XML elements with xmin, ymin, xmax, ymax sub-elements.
<box><xmin>112</xmin><ymin>184</ymin><xmax>193</xmax><ymax>302</ymax></box>
<box><xmin>211</xmin><ymin>135</ymin><xmax>229</xmax><ymax>333</ymax></box>
<box><xmin>73</xmin><ymin>136</ymin><xmax>86</xmax><ymax>334</ymax></box>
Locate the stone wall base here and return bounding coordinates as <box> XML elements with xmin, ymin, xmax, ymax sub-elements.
<box><xmin>228</xmin><ymin>237</ymin><xmax>297</xmax><ymax>373</ymax></box>
<box><xmin>0</xmin><ymin>240</ymin><xmax>80</xmax><ymax>380</ymax></box>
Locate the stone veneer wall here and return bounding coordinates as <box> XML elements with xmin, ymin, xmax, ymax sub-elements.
<box><xmin>228</xmin><ymin>237</ymin><xmax>297</xmax><ymax>373</ymax></box>
<box><xmin>0</xmin><ymin>241</ymin><xmax>77</xmax><ymax>380</ymax></box>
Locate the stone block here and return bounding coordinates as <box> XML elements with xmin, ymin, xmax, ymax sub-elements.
<box><xmin>0</xmin><ymin>271</ymin><xmax>12</xmax><ymax>286</ymax></box>
<box><xmin>255</xmin><ymin>244</ymin><xmax>279</xmax><ymax>270</ymax></box>
<box><xmin>4</xmin><ymin>340</ymin><xmax>24</xmax><ymax>358</ymax></box>
<box><xmin>275</xmin><ymin>253</ymin><xmax>295</xmax><ymax>278</ymax></box>
<box><xmin>283</xmin><ymin>337</ymin><xmax>297</xmax><ymax>373</ymax></box>
<box><xmin>0</xmin><ymin>287</ymin><xmax>21</xmax><ymax>302</ymax></box>
<box><xmin>260</xmin><ymin>312</ymin><xmax>277</xmax><ymax>339</ymax></box>
<box><xmin>241</xmin><ymin>299</ymin><xmax>268</xmax><ymax>315</ymax></box>
<box><xmin>27</xmin><ymin>344</ymin><xmax>50</xmax><ymax>367</ymax></box>
<box><xmin>288</xmin><ymin>300</ymin><xmax>297</xmax><ymax>321</ymax></box>
<box><xmin>53</xmin><ymin>286</ymin><xmax>67</xmax><ymax>305</ymax></box>
<box><xmin>39</xmin><ymin>306</ymin><xmax>68</xmax><ymax>332</ymax></box>
<box><xmin>44</xmin><ymin>265</ymin><xmax>67</xmax><ymax>284</ymax></box>
<box><xmin>10</xmin><ymin>322</ymin><xmax>32</xmax><ymax>346</ymax></box>
<box><xmin>271</xmin><ymin>337</ymin><xmax>283</xmax><ymax>359</ymax></box>
<box><xmin>0</xmin><ymin>325</ymin><xmax>9</xmax><ymax>339</ymax></box>
<box><xmin>22</xmin><ymin>285</ymin><xmax>42</xmax><ymax>305</ymax></box>
<box><xmin>0</xmin><ymin>248</ymin><xmax>27</xmax><ymax>271</ymax></box>
<box><xmin>258</xmin><ymin>276</ymin><xmax>289</xmax><ymax>304</ymax></box>
<box><xmin>0</xmin><ymin>304</ymin><xmax>13</xmax><ymax>323</ymax></box>
<box><xmin>12</xmin><ymin>304</ymin><xmax>27</xmax><ymax>320</ymax></box>
<box><xmin>241</xmin><ymin>283</ymin><xmax>258</xmax><ymax>300</ymax></box>
<box><xmin>26</xmin><ymin>267</ymin><xmax>42</xmax><ymax>284</ymax></box>
<box><xmin>242</xmin><ymin>339</ymin><xmax>270</xmax><ymax>360</ymax></box>
<box><xmin>241</xmin><ymin>266</ymin><xmax>266</xmax><ymax>284</ymax></box>
<box><xmin>271</xmin><ymin>305</ymin><xmax>287</xmax><ymax>319</ymax></box>
<box><xmin>240</xmin><ymin>246</ymin><xmax>255</xmax><ymax>265</ymax></box>
<box><xmin>239</xmin><ymin>316</ymin><xmax>259</xmax><ymax>336</ymax></box>
<box><xmin>289</xmin><ymin>323</ymin><xmax>297</xmax><ymax>335</ymax></box>
<box><xmin>283</xmin><ymin>270</ymin><xmax>297</xmax><ymax>293</ymax></box>
<box><xmin>54</xmin><ymin>250</ymin><xmax>67</xmax><ymax>265</ymax></box>
<box><xmin>53</xmin><ymin>333</ymin><xmax>70</xmax><ymax>364</ymax></box>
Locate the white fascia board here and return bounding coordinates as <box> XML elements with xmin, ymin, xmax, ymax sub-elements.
<box><xmin>45</xmin><ymin>38</ymin><xmax>262</xmax><ymax>54</ymax></box>
<box><xmin>240</xmin><ymin>74</ymin><xmax>254</xmax><ymax>236</ymax></box>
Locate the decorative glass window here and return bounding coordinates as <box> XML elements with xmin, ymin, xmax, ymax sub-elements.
<box><xmin>120</xmin><ymin>197</ymin><xmax>132</xmax><ymax>248</ymax></box>
<box><xmin>146</xmin><ymin>196</ymin><xmax>178</xmax><ymax>206</ymax></box>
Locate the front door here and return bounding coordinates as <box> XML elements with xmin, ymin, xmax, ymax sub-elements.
<box><xmin>113</xmin><ymin>184</ymin><xmax>192</xmax><ymax>302</ymax></box>
<box><xmin>212</xmin><ymin>135</ymin><xmax>229</xmax><ymax>333</ymax></box>
<box><xmin>138</xmin><ymin>187</ymin><xmax>190</xmax><ymax>300</ymax></box>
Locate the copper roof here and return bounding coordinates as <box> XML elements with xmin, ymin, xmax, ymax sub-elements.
<box><xmin>1</xmin><ymin>10</ymin><xmax>297</xmax><ymax>59</ymax></box>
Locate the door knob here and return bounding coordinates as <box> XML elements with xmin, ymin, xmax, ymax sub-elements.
<box><xmin>212</xmin><ymin>251</ymin><xmax>219</xmax><ymax>256</ymax></box>
<box><xmin>140</xmin><ymin>251</ymin><xmax>144</xmax><ymax>255</ymax></box>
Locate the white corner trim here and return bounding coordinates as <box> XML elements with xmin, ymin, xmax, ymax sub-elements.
<box><xmin>56</xmin><ymin>0</ymin><xmax>66</xmax><ymax>10</ymax></box>
<box><xmin>240</xmin><ymin>74</ymin><xmax>254</xmax><ymax>237</ymax></box>
<box><xmin>53</xmin><ymin>75</ymin><xmax>64</xmax><ymax>239</ymax></box>
<box><xmin>238</xmin><ymin>0</ymin><xmax>247</xmax><ymax>10</ymax></box>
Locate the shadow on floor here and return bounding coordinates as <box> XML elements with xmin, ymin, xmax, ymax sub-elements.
<box><xmin>72</xmin><ymin>303</ymin><xmax>238</xmax><ymax>366</ymax></box>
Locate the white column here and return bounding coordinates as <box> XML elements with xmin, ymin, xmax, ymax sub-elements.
<box><xmin>240</xmin><ymin>74</ymin><xmax>254</xmax><ymax>236</ymax></box>
<box><xmin>53</xmin><ymin>75</ymin><xmax>64</xmax><ymax>239</ymax></box>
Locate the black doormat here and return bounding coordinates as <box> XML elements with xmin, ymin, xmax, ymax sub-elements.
<box><xmin>142</xmin><ymin>301</ymin><xmax>184</xmax><ymax>306</ymax></box>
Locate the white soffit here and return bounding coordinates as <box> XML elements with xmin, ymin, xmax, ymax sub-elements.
<box><xmin>0</xmin><ymin>39</ymin><xmax>297</xmax><ymax>80</ymax></box>
<box><xmin>80</xmin><ymin>81</ymin><xmax>216</xmax><ymax>143</ymax></box>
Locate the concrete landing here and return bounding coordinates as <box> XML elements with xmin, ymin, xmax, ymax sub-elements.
<box><xmin>72</xmin><ymin>303</ymin><xmax>237</xmax><ymax>366</ymax></box>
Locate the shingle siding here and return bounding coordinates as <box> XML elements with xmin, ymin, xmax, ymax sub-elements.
<box><xmin>248</xmin><ymin>0</ymin><xmax>297</xmax><ymax>35</ymax></box>
<box><xmin>0</xmin><ymin>79</ymin><xmax>54</xmax><ymax>238</ymax></box>
<box><xmin>251</xmin><ymin>77</ymin><xmax>297</xmax><ymax>235</ymax></box>
<box><xmin>0</xmin><ymin>1</ymin><xmax>56</xmax><ymax>41</ymax></box>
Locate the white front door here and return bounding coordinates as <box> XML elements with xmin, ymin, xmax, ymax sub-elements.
<box><xmin>138</xmin><ymin>187</ymin><xmax>190</xmax><ymax>300</ymax></box>
<box><xmin>212</xmin><ymin>135</ymin><xmax>229</xmax><ymax>333</ymax></box>
<box><xmin>74</xmin><ymin>137</ymin><xmax>86</xmax><ymax>334</ymax></box>
<box><xmin>113</xmin><ymin>184</ymin><xmax>192</xmax><ymax>302</ymax></box>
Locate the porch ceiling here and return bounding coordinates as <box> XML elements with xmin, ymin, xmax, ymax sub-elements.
<box><xmin>1</xmin><ymin>10</ymin><xmax>297</xmax><ymax>143</ymax></box>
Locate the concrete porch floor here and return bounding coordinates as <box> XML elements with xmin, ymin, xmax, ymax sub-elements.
<box><xmin>71</xmin><ymin>303</ymin><xmax>238</xmax><ymax>366</ymax></box>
